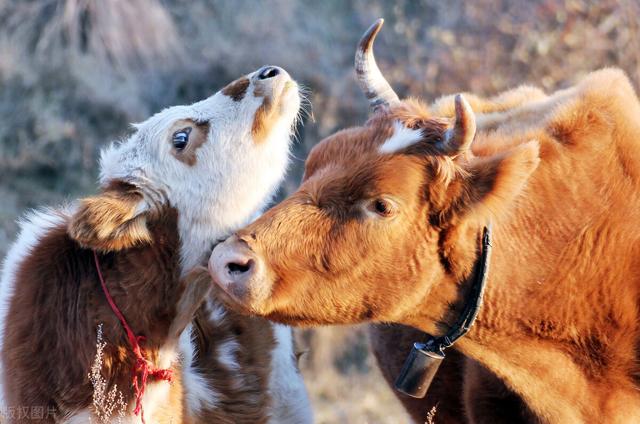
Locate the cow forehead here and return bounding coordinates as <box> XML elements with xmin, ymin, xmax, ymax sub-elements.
<box><xmin>300</xmin><ymin>107</ymin><xmax>452</xmax><ymax>209</ymax></box>
<box><xmin>305</xmin><ymin>113</ymin><xmax>444</xmax><ymax>178</ymax></box>
<box><xmin>305</xmin><ymin>123</ymin><xmax>393</xmax><ymax>175</ymax></box>
<box><xmin>306</xmin><ymin>100</ymin><xmax>443</xmax><ymax>166</ymax></box>
<box><xmin>303</xmin><ymin>147</ymin><xmax>426</xmax><ymax>205</ymax></box>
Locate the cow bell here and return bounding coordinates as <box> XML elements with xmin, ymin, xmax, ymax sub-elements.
<box><xmin>394</xmin><ymin>341</ymin><xmax>445</xmax><ymax>398</ymax></box>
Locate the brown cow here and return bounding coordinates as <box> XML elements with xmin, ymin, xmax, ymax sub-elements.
<box><xmin>206</xmin><ymin>20</ymin><xmax>640</xmax><ymax>423</ymax></box>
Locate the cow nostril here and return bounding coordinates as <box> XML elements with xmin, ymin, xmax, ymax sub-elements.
<box><xmin>258</xmin><ymin>66</ymin><xmax>280</xmax><ymax>80</ymax></box>
<box><xmin>227</xmin><ymin>259</ymin><xmax>254</xmax><ymax>275</ymax></box>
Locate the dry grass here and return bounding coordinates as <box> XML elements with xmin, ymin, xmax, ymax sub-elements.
<box><xmin>0</xmin><ymin>0</ymin><xmax>182</xmax><ymax>70</ymax></box>
<box><xmin>88</xmin><ymin>324</ymin><xmax>126</xmax><ymax>423</ymax></box>
<box><xmin>296</xmin><ymin>326</ymin><xmax>411</xmax><ymax>423</ymax></box>
<box><xmin>0</xmin><ymin>1</ymin><xmax>638</xmax><ymax>422</ymax></box>
<box><xmin>426</xmin><ymin>406</ymin><xmax>437</xmax><ymax>424</ymax></box>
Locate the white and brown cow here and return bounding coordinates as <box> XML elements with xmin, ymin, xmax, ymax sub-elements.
<box><xmin>0</xmin><ymin>66</ymin><xmax>312</xmax><ymax>423</ymax></box>
<box><xmin>206</xmin><ymin>21</ymin><xmax>640</xmax><ymax>424</ymax></box>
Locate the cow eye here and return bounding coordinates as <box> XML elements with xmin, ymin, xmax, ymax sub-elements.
<box><xmin>172</xmin><ymin>127</ymin><xmax>192</xmax><ymax>150</ymax></box>
<box><xmin>368</xmin><ymin>198</ymin><xmax>396</xmax><ymax>218</ymax></box>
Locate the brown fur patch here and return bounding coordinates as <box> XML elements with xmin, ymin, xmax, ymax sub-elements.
<box><xmin>222</xmin><ymin>77</ymin><xmax>250</xmax><ymax>102</ymax></box>
<box><xmin>183</xmin><ymin>276</ymin><xmax>276</xmax><ymax>423</ymax></box>
<box><xmin>169</xmin><ymin>119</ymin><xmax>210</xmax><ymax>166</ymax></box>
<box><xmin>252</xmin><ymin>95</ymin><xmax>281</xmax><ymax>144</ymax></box>
<box><xmin>2</xmin><ymin>205</ymin><xmax>199</xmax><ymax>422</ymax></box>
<box><xmin>251</xmin><ymin>80</ymin><xmax>294</xmax><ymax>144</ymax></box>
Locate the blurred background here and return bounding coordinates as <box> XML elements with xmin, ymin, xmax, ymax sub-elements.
<box><xmin>0</xmin><ymin>0</ymin><xmax>638</xmax><ymax>422</ymax></box>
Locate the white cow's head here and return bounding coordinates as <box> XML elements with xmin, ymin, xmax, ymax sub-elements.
<box><xmin>68</xmin><ymin>66</ymin><xmax>301</xmax><ymax>269</ymax></box>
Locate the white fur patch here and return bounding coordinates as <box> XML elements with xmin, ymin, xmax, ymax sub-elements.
<box><xmin>0</xmin><ymin>207</ymin><xmax>72</xmax><ymax>408</ymax></box>
<box><xmin>378</xmin><ymin>121</ymin><xmax>424</xmax><ymax>154</ymax></box>
<box><xmin>217</xmin><ymin>338</ymin><xmax>241</xmax><ymax>372</ymax></box>
<box><xmin>179</xmin><ymin>324</ymin><xmax>220</xmax><ymax>416</ymax></box>
<box><xmin>267</xmin><ymin>324</ymin><xmax>313</xmax><ymax>424</ymax></box>
<box><xmin>208</xmin><ymin>302</ymin><xmax>227</xmax><ymax>324</ymax></box>
<box><xmin>137</xmin><ymin>345</ymin><xmax>180</xmax><ymax>421</ymax></box>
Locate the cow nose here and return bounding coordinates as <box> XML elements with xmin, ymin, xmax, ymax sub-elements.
<box><xmin>256</xmin><ymin>66</ymin><xmax>281</xmax><ymax>80</ymax></box>
<box><xmin>208</xmin><ymin>236</ymin><xmax>262</xmax><ymax>302</ymax></box>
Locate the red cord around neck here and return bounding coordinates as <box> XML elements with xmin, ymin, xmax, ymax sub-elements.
<box><xmin>93</xmin><ymin>251</ymin><xmax>173</xmax><ymax>424</ymax></box>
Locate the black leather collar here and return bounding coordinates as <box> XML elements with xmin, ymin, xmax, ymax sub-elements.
<box><xmin>395</xmin><ymin>225</ymin><xmax>493</xmax><ymax>398</ymax></box>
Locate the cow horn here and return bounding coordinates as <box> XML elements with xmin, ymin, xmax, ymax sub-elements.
<box><xmin>355</xmin><ymin>19</ymin><xmax>400</xmax><ymax>111</ymax></box>
<box><xmin>441</xmin><ymin>94</ymin><xmax>476</xmax><ymax>154</ymax></box>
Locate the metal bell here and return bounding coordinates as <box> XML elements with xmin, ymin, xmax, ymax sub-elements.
<box><xmin>394</xmin><ymin>341</ymin><xmax>445</xmax><ymax>398</ymax></box>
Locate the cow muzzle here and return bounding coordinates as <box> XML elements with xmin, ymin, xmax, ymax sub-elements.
<box><xmin>251</xmin><ymin>65</ymin><xmax>296</xmax><ymax>104</ymax></box>
<box><xmin>208</xmin><ymin>235</ymin><xmax>268</xmax><ymax>307</ymax></box>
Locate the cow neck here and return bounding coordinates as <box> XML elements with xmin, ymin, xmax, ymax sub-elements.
<box><xmin>93</xmin><ymin>251</ymin><xmax>173</xmax><ymax>424</ymax></box>
<box><xmin>395</xmin><ymin>224</ymin><xmax>492</xmax><ymax>398</ymax></box>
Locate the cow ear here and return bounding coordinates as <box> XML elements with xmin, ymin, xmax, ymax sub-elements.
<box><xmin>68</xmin><ymin>182</ymin><xmax>152</xmax><ymax>251</ymax></box>
<box><xmin>443</xmin><ymin>141</ymin><xmax>540</xmax><ymax>224</ymax></box>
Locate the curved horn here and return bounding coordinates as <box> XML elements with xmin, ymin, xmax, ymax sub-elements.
<box><xmin>441</xmin><ymin>94</ymin><xmax>476</xmax><ymax>154</ymax></box>
<box><xmin>355</xmin><ymin>19</ymin><xmax>400</xmax><ymax>111</ymax></box>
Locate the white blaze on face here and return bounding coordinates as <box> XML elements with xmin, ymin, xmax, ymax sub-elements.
<box><xmin>378</xmin><ymin>120</ymin><xmax>424</xmax><ymax>154</ymax></box>
<box><xmin>99</xmin><ymin>67</ymin><xmax>301</xmax><ymax>270</ymax></box>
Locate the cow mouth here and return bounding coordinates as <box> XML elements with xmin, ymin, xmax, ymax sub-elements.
<box><xmin>272</xmin><ymin>79</ymin><xmax>299</xmax><ymax>114</ymax></box>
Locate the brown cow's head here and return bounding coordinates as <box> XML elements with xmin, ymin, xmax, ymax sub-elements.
<box><xmin>207</xmin><ymin>20</ymin><xmax>539</xmax><ymax>330</ymax></box>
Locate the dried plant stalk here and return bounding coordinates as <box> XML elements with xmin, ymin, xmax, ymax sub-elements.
<box><xmin>88</xmin><ymin>324</ymin><xmax>126</xmax><ymax>424</ymax></box>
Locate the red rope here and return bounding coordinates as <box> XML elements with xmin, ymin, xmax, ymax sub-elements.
<box><xmin>93</xmin><ymin>251</ymin><xmax>173</xmax><ymax>424</ymax></box>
